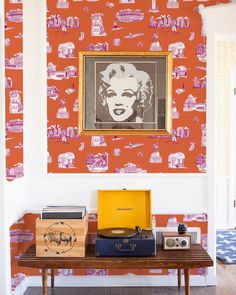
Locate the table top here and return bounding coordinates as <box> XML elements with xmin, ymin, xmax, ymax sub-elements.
<box><xmin>17</xmin><ymin>244</ymin><xmax>213</xmax><ymax>270</ymax></box>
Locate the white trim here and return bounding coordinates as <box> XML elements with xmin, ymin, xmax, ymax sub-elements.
<box><xmin>206</xmin><ymin>30</ymin><xmax>217</xmax><ymax>281</ymax></box>
<box><xmin>27</xmin><ymin>274</ymin><xmax>214</xmax><ymax>287</ymax></box>
<box><xmin>24</xmin><ymin>0</ymin><xmax>48</xmax><ymax>179</ymax></box>
<box><xmin>24</xmin><ymin>0</ymin><xmax>47</xmax><ymax>179</ymax></box>
<box><xmin>205</xmin><ymin>274</ymin><xmax>217</xmax><ymax>286</ymax></box>
<box><xmin>228</xmin><ymin>67</ymin><xmax>236</xmax><ymax>228</ymax></box>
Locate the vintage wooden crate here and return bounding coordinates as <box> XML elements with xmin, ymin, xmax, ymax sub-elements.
<box><xmin>36</xmin><ymin>214</ymin><xmax>88</xmax><ymax>257</ymax></box>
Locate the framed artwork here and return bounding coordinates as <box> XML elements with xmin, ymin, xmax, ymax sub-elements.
<box><xmin>78</xmin><ymin>52</ymin><xmax>172</xmax><ymax>135</ymax></box>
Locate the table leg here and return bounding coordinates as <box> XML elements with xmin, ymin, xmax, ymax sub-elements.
<box><xmin>51</xmin><ymin>269</ymin><xmax>55</xmax><ymax>288</ymax></box>
<box><xmin>42</xmin><ymin>269</ymin><xmax>47</xmax><ymax>295</ymax></box>
<box><xmin>178</xmin><ymin>269</ymin><xmax>181</xmax><ymax>290</ymax></box>
<box><xmin>184</xmin><ymin>269</ymin><xmax>190</xmax><ymax>295</ymax></box>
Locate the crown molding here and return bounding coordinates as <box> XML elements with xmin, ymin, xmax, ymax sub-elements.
<box><xmin>199</xmin><ymin>3</ymin><xmax>236</xmax><ymax>34</ymax></box>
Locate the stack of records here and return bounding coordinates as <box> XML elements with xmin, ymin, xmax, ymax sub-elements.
<box><xmin>41</xmin><ymin>206</ymin><xmax>86</xmax><ymax>219</ymax></box>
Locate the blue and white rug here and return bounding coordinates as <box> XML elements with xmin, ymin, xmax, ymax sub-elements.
<box><xmin>216</xmin><ymin>230</ymin><xmax>236</xmax><ymax>264</ymax></box>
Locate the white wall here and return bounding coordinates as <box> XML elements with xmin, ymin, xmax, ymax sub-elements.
<box><xmin>24</xmin><ymin>174</ymin><xmax>208</xmax><ymax>213</ymax></box>
<box><xmin>5</xmin><ymin>179</ymin><xmax>26</xmax><ymax>225</ymax></box>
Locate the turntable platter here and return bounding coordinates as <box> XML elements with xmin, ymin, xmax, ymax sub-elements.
<box><xmin>98</xmin><ymin>227</ymin><xmax>138</xmax><ymax>238</ymax></box>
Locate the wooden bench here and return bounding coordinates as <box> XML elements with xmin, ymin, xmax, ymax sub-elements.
<box><xmin>17</xmin><ymin>244</ymin><xmax>213</xmax><ymax>295</ymax></box>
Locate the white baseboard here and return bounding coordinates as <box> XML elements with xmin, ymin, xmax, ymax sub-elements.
<box><xmin>27</xmin><ymin>274</ymin><xmax>217</xmax><ymax>287</ymax></box>
<box><xmin>12</xmin><ymin>277</ymin><xmax>28</xmax><ymax>295</ymax></box>
<box><xmin>205</xmin><ymin>274</ymin><xmax>217</xmax><ymax>286</ymax></box>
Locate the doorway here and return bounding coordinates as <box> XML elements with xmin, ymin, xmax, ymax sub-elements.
<box><xmin>229</xmin><ymin>68</ymin><xmax>236</xmax><ymax>228</ymax></box>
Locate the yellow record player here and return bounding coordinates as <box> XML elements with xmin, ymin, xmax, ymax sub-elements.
<box><xmin>95</xmin><ymin>189</ymin><xmax>155</xmax><ymax>257</ymax></box>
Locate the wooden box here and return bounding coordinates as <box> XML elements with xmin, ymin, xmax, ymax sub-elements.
<box><xmin>36</xmin><ymin>214</ymin><xmax>88</xmax><ymax>257</ymax></box>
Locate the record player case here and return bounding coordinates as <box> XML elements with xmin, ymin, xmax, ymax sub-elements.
<box><xmin>95</xmin><ymin>189</ymin><xmax>155</xmax><ymax>257</ymax></box>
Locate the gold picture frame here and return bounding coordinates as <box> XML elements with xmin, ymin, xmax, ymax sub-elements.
<box><xmin>78</xmin><ymin>51</ymin><xmax>172</xmax><ymax>135</ymax></box>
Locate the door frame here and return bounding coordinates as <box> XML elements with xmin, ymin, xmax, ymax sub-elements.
<box><xmin>228</xmin><ymin>67</ymin><xmax>236</xmax><ymax>228</ymax></box>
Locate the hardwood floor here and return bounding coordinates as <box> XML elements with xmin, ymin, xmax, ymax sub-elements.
<box><xmin>23</xmin><ymin>286</ymin><xmax>214</xmax><ymax>295</ymax></box>
<box><xmin>215</xmin><ymin>260</ymin><xmax>236</xmax><ymax>295</ymax></box>
<box><xmin>23</xmin><ymin>262</ymin><xmax>236</xmax><ymax>295</ymax></box>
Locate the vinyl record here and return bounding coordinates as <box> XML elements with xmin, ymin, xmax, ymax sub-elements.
<box><xmin>98</xmin><ymin>227</ymin><xmax>138</xmax><ymax>238</ymax></box>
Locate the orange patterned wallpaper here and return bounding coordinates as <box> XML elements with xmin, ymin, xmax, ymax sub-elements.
<box><xmin>4</xmin><ymin>0</ymin><xmax>229</xmax><ymax>179</ymax></box>
<box><xmin>47</xmin><ymin>0</ymin><xmax>228</xmax><ymax>174</ymax></box>
<box><xmin>10</xmin><ymin>212</ymin><xmax>208</xmax><ymax>290</ymax></box>
<box><xmin>5</xmin><ymin>0</ymin><xmax>23</xmax><ymax>181</ymax></box>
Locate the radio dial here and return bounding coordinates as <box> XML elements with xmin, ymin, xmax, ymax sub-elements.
<box><xmin>180</xmin><ymin>239</ymin><xmax>188</xmax><ymax>247</ymax></box>
<box><xmin>166</xmin><ymin>238</ymin><xmax>175</xmax><ymax>248</ymax></box>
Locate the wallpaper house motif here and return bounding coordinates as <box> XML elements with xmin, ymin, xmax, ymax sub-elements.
<box><xmin>47</xmin><ymin>0</ymin><xmax>228</xmax><ymax>174</ymax></box>
<box><xmin>5</xmin><ymin>0</ymin><xmax>24</xmax><ymax>181</ymax></box>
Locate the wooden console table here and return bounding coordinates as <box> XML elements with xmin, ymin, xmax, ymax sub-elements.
<box><xmin>17</xmin><ymin>244</ymin><xmax>213</xmax><ymax>295</ymax></box>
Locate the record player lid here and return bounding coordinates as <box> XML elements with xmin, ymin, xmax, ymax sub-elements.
<box><xmin>97</xmin><ymin>189</ymin><xmax>152</xmax><ymax>230</ymax></box>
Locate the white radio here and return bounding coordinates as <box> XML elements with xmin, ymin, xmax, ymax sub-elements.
<box><xmin>162</xmin><ymin>232</ymin><xmax>191</xmax><ymax>250</ymax></box>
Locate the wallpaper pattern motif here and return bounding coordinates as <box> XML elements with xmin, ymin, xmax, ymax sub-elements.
<box><xmin>47</xmin><ymin>0</ymin><xmax>227</xmax><ymax>174</ymax></box>
<box><xmin>5</xmin><ymin>0</ymin><xmax>23</xmax><ymax>181</ymax></box>
<box><xmin>10</xmin><ymin>213</ymin><xmax>208</xmax><ymax>291</ymax></box>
